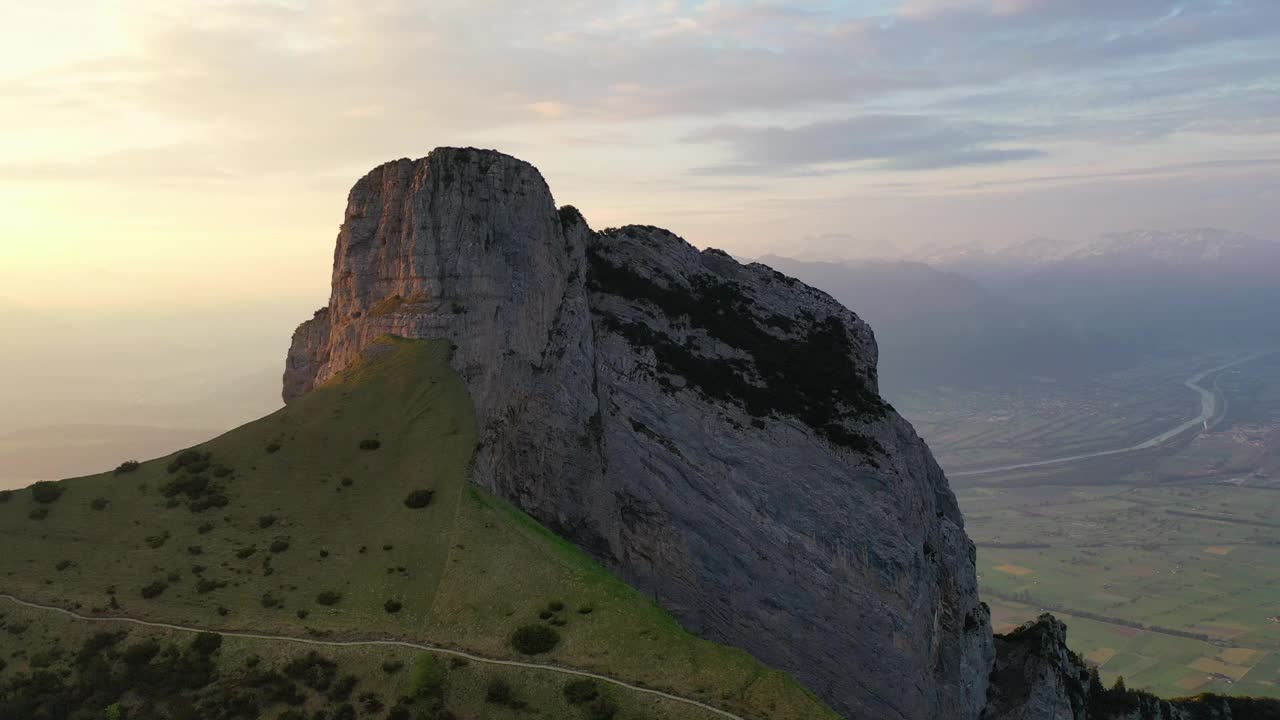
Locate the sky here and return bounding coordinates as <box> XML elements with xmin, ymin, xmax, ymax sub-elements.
<box><xmin>2</xmin><ymin>0</ymin><xmax>1279</xmax><ymax>310</ymax></box>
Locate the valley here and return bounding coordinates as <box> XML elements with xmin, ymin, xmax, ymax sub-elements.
<box><xmin>931</xmin><ymin>352</ymin><xmax>1280</xmax><ymax>698</ymax></box>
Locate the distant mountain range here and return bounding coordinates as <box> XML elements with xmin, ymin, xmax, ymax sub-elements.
<box><xmin>763</xmin><ymin>229</ymin><xmax>1280</xmax><ymax>395</ymax></box>
<box><xmin>756</xmin><ymin>255</ymin><xmax>1137</xmax><ymax>397</ymax></box>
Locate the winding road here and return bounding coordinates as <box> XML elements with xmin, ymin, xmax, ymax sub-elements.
<box><xmin>0</xmin><ymin>593</ymin><xmax>744</xmax><ymax>720</ymax></box>
<box><xmin>949</xmin><ymin>355</ymin><xmax>1258</xmax><ymax>478</ymax></box>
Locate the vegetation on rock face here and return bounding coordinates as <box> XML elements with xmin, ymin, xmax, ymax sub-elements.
<box><xmin>588</xmin><ymin>246</ymin><xmax>886</xmax><ymax>455</ymax></box>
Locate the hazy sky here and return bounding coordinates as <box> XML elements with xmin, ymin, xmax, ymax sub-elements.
<box><xmin>3</xmin><ymin>0</ymin><xmax>1279</xmax><ymax>310</ymax></box>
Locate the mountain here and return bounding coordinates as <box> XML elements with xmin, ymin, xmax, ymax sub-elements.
<box><xmin>755</xmin><ymin>256</ymin><xmax>1134</xmax><ymax>395</ymax></box>
<box><xmin>0</xmin><ymin>339</ymin><xmax>836</xmax><ymax>719</ymax></box>
<box><xmin>2</xmin><ymin>148</ymin><xmax>1274</xmax><ymax>720</ymax></box>
<box><xmin>926</xmin><ymin>229</ymin><xmax>1280</xmax><ymax>351</ymax></box>
<box><xmin>282</xmin><ymin>148</ymin><xmax>991</xmax><ymax>720</ymax></box>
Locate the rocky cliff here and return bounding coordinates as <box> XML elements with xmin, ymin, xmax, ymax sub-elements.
<box><xmin>983</xmin><ymin>615</ymin><xmax>1280</xmax><ymax>720</ymax></box>
<box><xmin>283</xmin><ymin>147</ymin><xmax>994</xmax><ymax>719</ymax></box>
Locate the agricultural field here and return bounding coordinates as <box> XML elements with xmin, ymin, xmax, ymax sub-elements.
<box><xmin>955</xmin><ymin>353</ymin><xmax>1280</xmax><ymax>698</ymax></box>
<box><xmin>896</xmin><ymin>354</ymin><xmax>1224</xmax><ymax>475</ymax></box>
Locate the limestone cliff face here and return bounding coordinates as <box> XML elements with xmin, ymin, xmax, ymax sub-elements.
<box><xmin>284</xmin><ymin>147</ymin><xmax>993</xmax><ymax>720</ymax></box>
<box><xmin>982</xmin><ymin>615</ymin><xmax>1279</xmax><ymax>720</ymax></box>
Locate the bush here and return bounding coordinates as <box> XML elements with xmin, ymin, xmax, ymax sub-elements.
<box><xmin>563</xmin><ymin>679</ymin><xmax>599</xmax><ymax>705</ymax></box>
<box><xmin>0</xmin><ymin>489</ymin><xmax>11</xmax><ymax>504</ymax></box>
<box><xmin>90</xmin><ymin>497</ymin><xmax>110</xmax><ymax>511</ymax></box>
<box><xmin>382</xmin><ymin>660</ymin><xmax>404</xmax><ymax>674</ymax></box>
<box><xmin>341</xmin><ymin>477</ymin><xmax>354</xmax><ymax>487</ymax></box>
<box><xmin>486</xmin><ymin>678</ymin><xmax>519</xmax><ymax>706</ymax></box>
<box><xmin>114</xmin><ymin>460</ymin><xmax>141</xmax><ymax>475</ymax></box>
<box><xmin>31</xmin><ymin>481</ymin><xmax>64</xmax><ymax>504</ymax></box>
<box><xmin>261</xmin><ymin>592</ymin><xmax>282</xmax><ymax>609</ymax></box>
<box><xmin>316</xmin><ymin>590</ymin><xmax>342</xmax><ymax>606</ymax></box>
<box><xmin>258</xmin><ymin>515</ymin><xmax>278</xmax><ymax>529</ymax></box>
<box><xmin>140</xmin><ymin>580</ymin><xmax>168</xmax><ymax>599</ymax></box>
<box><xmin>384</xmin><ymin>599</ymin><xmax>403</xmax><ymax>614</ymax></box>
<box><xmin>548</xmin><ymin>600</ymin><xmax>565</xmax><ymax>612</ymax></box>
<box><xmin>403</xmin><ymin>490</ymin><xmax>434</xmax><ymax>509</ymax></box>
<box><xmin>587</xmin><ymin>697</ymin><xmax>619</xmax><ymax>720</ymax></box>
<box><xmin>55</xmin><ymin>560</ymin><xmax>73</xmax><ymax>571</ymax></box>
<box><xmin>510</xmin><ymin>624</ymin><xmax>560</xmax><ymax>655</ymax></box>
<box><xmin>190</xmin><ymin>632</ymin><xmax>223</xmax><ymax>656</ymax></box>
<box><xmin>578</xmin><ymin>605</ymin><xmax>594</xmax><ymax>615</ymax></box>
<box><xmin>197</xmin><ymin>522</ymin><xmax>215</xmax><ymax>534</ymax></box>
<box><xmin>144</xmin><ymin>531</ymin><xmax>171</xmax><ymax>549</ymax></box>
<box><xmin>196</xmin><ymin>579</ymin><xmax>226</xmax><ymax>594</ymax></box>
<box><xmin>235</xmin><ymin>545</ymin><xmax>257</xmax><ymax>559</ymax></box>
<box><xmin>265</xmin><ymin>442</ymin><xmax>282</xmax><ymax>454</ymax></box>
<box><xmin>212</xmin><ymin>464</ymin><xmax>233</xmax><ymax>478</ymax></box>
<box><xmin>270</xmin><ymin>539</ymin><xmax>290</xmax><ymax>554</ymax></box>
<box><xmin>28</xmin><ymin>507</ymin><xmax>49</xmax><ymax>521</ymax></box>
<box><xmin>359</xmin><ymin>438</ymin><xmax>382</xmax><ymax>450</ymax></box>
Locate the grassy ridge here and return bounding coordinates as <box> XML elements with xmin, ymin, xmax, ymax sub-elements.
<box><xmin>0</xmin><ymin>338</ymin><xmax>837</xmax><ymax>720</ymax></box>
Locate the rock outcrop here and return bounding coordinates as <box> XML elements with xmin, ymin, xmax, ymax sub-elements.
<box><xmin>283</xmin><ymin>147</ymin><xmax>993</xmax><ymax>719</ymax></box>
<box><xmin>982</xmin><ymin>615</ymin><xmax>1280</xmax><ymax>720</ymax></box>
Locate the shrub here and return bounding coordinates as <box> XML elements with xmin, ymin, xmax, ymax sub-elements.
<box><xmin>265</xmin><ymin>442</ymin><xmax>281</xmax><ymax>454</ymax></box>
<box><xmin>403</xmin><ymin>490</ymin><xmax>434</xmax><ymax>509</ymax></box>
<box><xmin>55</xmin><ymin>560</ymin><xmax>73</xmax><ymax>571</ymax></box>
<box><xmin>189</xmin><ymin>493</ymin><xmax>229</xmax><ymax>513</ymax></box>
<box><xmin>270</xmin><ymin>539</ymin><xmax>290</xmax><ymax>554</ymax></box>
<box><xmin>114</xmin><ymin>460</ymin><xmax>141</xmax><ymax>475</ymax></box>
<box><xmin>31</xmin><ymin>481</ymin><xmax>64</xmax><ymax>504</ymax></box>
<box><xmin>486</xmin><ymin>678</ymin><xmax>517</xmax><ymax>706</ymax></box>
<box><xmin>0</xmin><ymin>489</ymin><xmax>11</xmax><ymax>504</ymax></box>
<box><xmin>539</xmin><ymin>610</ymin><xmax>553</xmax><ymax>620</ymax></box>
<box><xmin>382</xmin><ymin>660</ymin><xmax>404</xmax><ymax>674</ymax></box>
<box><xmin>258</xmin><ymin>515</ymin><xmax>278</xmax><ymax>529</ymax></box>
<box><xmin>144</xmin><ymin>531</ymin><xmax>171</xmax><ymax>549</ymax></box>
<box><xmin>188</xmin><ymin>545</ymin><xmax>203</xmax><ymax>556</ymax></box>
<box><xmin>90</xmin><ymin>497</ymin><xmax>110</xmax><ymax>511</ymax></box>
<box><xmin>212</xmin><ymin>464</ymin><xmax>233</xmax><ymax>478</ymax></box>
<box><xmin>235</xmin><ymin>545</ymin><xmax>257</xmax><ymax>559</ymax></box>
<box><xmin>140</xmin><ymin>580</ymin><xmax>168</xmax><ymax>599</ymax></box>
<box><xmin>261</xmin><ymin>592</ymin><xmax>282</xmax><ymax>609</ymax></box>
<box><xmin>563</xmin><ymin>679</ymin><xmax>599</xmax><ymax>705</ymax></box>
<box><xmin>510</xmin><ymin>624</ymin><xmax>560</xmax><ymax>655</ymax></box>
<box><xmin>384</xmin><ymin>599</ymin><xmax>403</xmax><ymax>614</ymax></box>
<box><xmin>196</xmin><ymin>579</ymin><xmax>226</xmax><ymax>594</ymax></box>
<box><xmin>197</xmin><ymin>522</ymin><xmax>215</xmax><ymax>534</ymax></box>
<box><xmin>28</xmin><ymin>507</ymin><xmax>49</xmax><ymax>521</ymax></box>
<box><xmin>359</xmin><ymin>438</ymin><xmax>381</xmax><ymax>451</ymax></box>
<box><xmin>341</xmin><ymin>477</ymin><xmax>354</xmax><ymax>487</ymax></box>
<box><xmin>316</xmin><ymin>590</ymin><xmax>342</xmax><ymax>606</ymax></box>
<box><xmin>548</xmin><ymin>600</ymin><xmax>565</xmax><ymax>612</ymax></box>
<box><xmin>296</xmin><ymin>609</ymin><xmax>309</xmax><ymax>619</ymax></box>
<box><xmin>190</xmin><ymin>632</ymin><xmax>223</xmax><ymax>656</ymax></box>
<box><xmin>587</xmin><ymin>697</ymin><xmax>619</xmax><ymax>720</ymax></box>
<box><xmin>578</xmin><ymin>605</ymin><xmax>594</xmax><ymax>615</ymax></box>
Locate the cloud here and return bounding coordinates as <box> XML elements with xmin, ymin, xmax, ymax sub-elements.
<box><xmin>686</xmin><ymin>115</ymin><xmax>1045</xmax><ymax>174</ymax></box>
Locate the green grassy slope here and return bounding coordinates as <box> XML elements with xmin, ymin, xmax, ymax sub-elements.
<box><xmin>0</xmin><ymin>337</ymin><xmax>838</xmax><ymax>720</ymax></box>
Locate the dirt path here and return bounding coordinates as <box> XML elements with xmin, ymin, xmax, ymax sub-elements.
<box><xmin>0</xmin><ymin>593</ymin><xmax>744</xmax><ymax>720</ymax></box>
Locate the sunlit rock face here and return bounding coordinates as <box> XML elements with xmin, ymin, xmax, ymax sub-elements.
<box><xmin>284</xmin><ymin>147</ymin><xmax>994</xmax><ymax>720</ymax></box>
